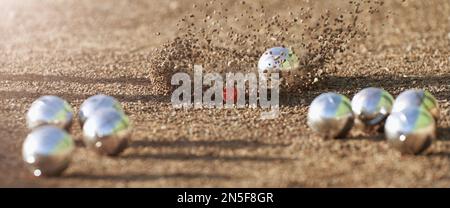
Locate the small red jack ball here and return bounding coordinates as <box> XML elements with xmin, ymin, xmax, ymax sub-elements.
<box><xmin>223</xmin><ymin>87</ymin><xmax>238</xmax><ymax>103</ymax></box>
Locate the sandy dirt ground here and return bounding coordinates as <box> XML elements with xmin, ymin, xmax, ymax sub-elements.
<box><xmin>0</xmin><ymin>0</ymin><xmax>449</xmax><ymax>187</ymax></box>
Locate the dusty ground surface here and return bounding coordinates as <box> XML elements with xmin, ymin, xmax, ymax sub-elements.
<box><xmin>0</xmin><ymin>0</ymin><xmax>449</xmax><ymax>187</ymax></box>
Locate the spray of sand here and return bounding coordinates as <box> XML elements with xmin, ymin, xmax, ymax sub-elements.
<box><xmin>149</xmin><ymin>0</ymin><xmax>385</xmax><ymax>94</ymax></box>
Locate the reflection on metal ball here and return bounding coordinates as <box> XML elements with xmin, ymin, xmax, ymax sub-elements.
<box><xmin>22</xmin><ymin>126</ymin><xmax>75</xmax><ymax>177</ymax></box>
<box><xmin>82</xmin><ymin>108</ymin><xmax>131</xmax><ymax>156</ymax></box>
<box><xmin>26</xmin><ymin>95</ymin><xmax>73</xmax><ymax>131</ymax></box>
<box><xmin>351</xmin><ymin>87</ymin><xmax>394</xmax><ymax>127</ymax></box>
<box><xmin>392</xmin><ymin>89</ymin><xmax>439</xmax><ymax>121</ymax></box>
<box><xmin>258</xmin><ymin>47</ymin><xmax>299</xmax><ymax>73</ymax></box>
<box><xmin>307</xmin><ymin>92</ymin><xmax>354</xmax><ymax>139</ymax></box>
<box><xmin>79</xmin><ymin>94</ymin><xmax>123</xmax><ymax>126</ymax></box>
<box><xmin>385</xmin><ymin>107</ymin><xmax>436</xmax><ymax>155</ymax></box>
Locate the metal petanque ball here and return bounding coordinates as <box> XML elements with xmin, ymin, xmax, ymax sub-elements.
<box><xmin>384</xmin><ymin>107</ymin><xmax>436</xmax><ymax>155</ymax></box>
<box><xmin>307</xmin><ymin>92</ymin><xmax>354</xmax><ymax>139</ymax></box>
<box><xmin>257</xmin><ymin>47</ymin><xmax>300</xmax><ymax>83</ymax></box>
<box><xmin>392</xmin><ymin>89</ymin><xmax>439</xmax><ymax>121</ymax></box>
<box><xmin>26</xmin><ymin>95</ymin><xmax>74</xmax><ymax>131</ymax></box>
<box><xmin>22</xmin><ymin>126</ymin><xmax>75</xmax><ymax>177</ymax></box>
<box><xmin>82</xmin><ymin>108</ymin><xmax>131</xmax><ymax>156</ymax></box>
<box><xmin>351</xmin><ymin>87</ymin><xmax>394</xmax><ymax>127</ymax></box>
<box><xmin>79</xmin><ymin>94</ymin><xmax>123</xmax><ymax>126</ymax></box>
<box><xmin>257</xmin><ymin>47</ymin><xmax>299</xmax><ymax>74</ymax></box>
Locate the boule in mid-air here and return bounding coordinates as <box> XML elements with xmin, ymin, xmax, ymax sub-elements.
<box><xmin>257</xmin><ymin>47</ymin><xmax>300</xmax><ymax>85</ymax></box>
<box><xmin>257</xmin><ymin>47</ymin><xmax>299</xmax><ymax>74</ymax></box>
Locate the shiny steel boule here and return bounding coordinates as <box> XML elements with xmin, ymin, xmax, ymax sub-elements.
<box><xmin>385</xmin><ymin>107</ymin><xmax>436</xmax><ymax>155</ymax></box>
<box><xmin>307</xmin><ymin>92</ymin><xmax>354</xmax><ymax>139</ymax></box>
<box><xmin>257</xmin><ymin>47</ymin><xmax>300</xmax><ymax>83</ymax></box>
<box><xmin>22</xmin><ymin>126</ymin><xmax>75</xmax><ymax>177</ymax></box>
<box><xmin>82</xmin><ymin>108</ymin><xmax>131</xmax><ymax>156</ymax></box>
<box><xmin>392</xmin><ymin>89</ymin><xmax>439</xmax><ymax>121</ymax></box>
<box><xmin>26</xmin><ymin>95</ymin><xmax>73</xmax><ymax>130</ymax></box>
<box><xmin>351</xmin><ymin>87</ymin><xmax>394</xmax><ymax>127</ymax></box>
<box><xmin>79</xmin><ymin>94</ymin><xmax>123</xmax><ymax>126</ymax></box>
<box><xmin>258</xmin><ymin>47</ymin><xmax>299</xmax><ymax>73</ymax></box>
